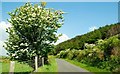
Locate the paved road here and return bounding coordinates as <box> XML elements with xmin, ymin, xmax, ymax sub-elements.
<box><xmin>56</xmin><ymin>59</ymin><xmax>91</xmax><ymax>72</ymax></box>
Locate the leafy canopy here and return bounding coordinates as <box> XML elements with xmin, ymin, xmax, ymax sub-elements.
<box><xmin>4</xmin><ymin>2</ymin><xmax>64</xmax><ymax>62</ymax></box>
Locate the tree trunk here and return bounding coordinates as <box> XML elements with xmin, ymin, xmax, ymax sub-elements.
<box><xmin>42</xmin><ymin>57</ymin><xmax>44</xmax><ymax>66</ymax></box>
<box><xmin>38</xmin><ymin>55</ymin><xmax>42</xmax><ymax>67</ymax></box>
<box><xmin>35</xmin><ymin>55</ymin><xmax>38</xmax><ymax>72</ymax></box>
<box><xmin>44</xmin><ymin>55</ymin><xmax>48</xmax><ymax>64</ymax></box>
<box><xmin>9</xmin><ymin>61</ymin><xmax>15</xmax><ymax>74</ymax></box>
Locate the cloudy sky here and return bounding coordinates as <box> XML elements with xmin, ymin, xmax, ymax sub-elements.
<box><xmin>0</xmin><ymin>2</ymin><xmax>118</xmax><ymax>56</ymax></box>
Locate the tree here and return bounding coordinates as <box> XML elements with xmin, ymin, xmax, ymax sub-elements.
<box><xmin>4</xmin><ymin>2</ymin><xmax>64</xmax><ymax>70</ymax></box>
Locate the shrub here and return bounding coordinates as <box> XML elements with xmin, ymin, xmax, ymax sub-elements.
<box><xmin>56</xmin><ymin>35</ymin><xmax>120</xmax><ymax>72</ymax></box>
<box><xmin>73</xmin><ymin>50</ymin><xmax>80</xmax><ymax>59</ymax></box>
<box><xmin>56</xmin><ymin>53</ymin><xmax>60</xmax><ymax>58</ymax></box>
<box><xmin>67</xmin><ymin>51</ymin><xmax>74</xmax><ymax>60</ymax></box>
<box><xmin>76</xmin><ymin>50</ymin><xmax>88</xmax><ymax>62</ymax></box>
<box><xmin>58</xmin><ymin>50</ymin><xmax>68</xmax><ymax>58</ymax></box>
<box><xmin>84</xmin><ymin>48</ymin><xmax>101</xmax><ymax>66</ymax></box>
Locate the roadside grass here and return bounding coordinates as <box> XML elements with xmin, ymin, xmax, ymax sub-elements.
<box><xmin>2</xmin><ymin>62</ymin><xmax>33</xmax><ymax>72</ymax></box>
<box><xmin>65</xmin><ymin>59</ymin><xmax>112</xmax><ymax>74</ymax></box>
<box><xmin>15</xmin><ymin>61</ymin><xmax>33</xmax><ymax>72</ymax></box>
<box><xmin>37</xmin><ymin>56</ymin><xmax>58</xmax><ymax>72</ymax></box>
<box><xmin>0</xmin><ymin>62</ymin><xmax>2</xmax><ymax>73</ymax></box>
<box><xmin>1</xmin><ymin>56</ymin><xmax>33</xmax><ymax>72</ymax></box>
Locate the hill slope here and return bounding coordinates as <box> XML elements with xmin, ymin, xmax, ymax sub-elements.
<box><xmin>56</xmin><ymin>35</ymin><xmax>120</xmax><ymax>72</ymax></box>
<box><xmin>54</xmin><ymin>23</ymin><xmax>120</xmax><ymax>54</ymax></box>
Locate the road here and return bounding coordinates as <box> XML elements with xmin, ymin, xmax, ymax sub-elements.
<box><xmin>56</xmin><ymin>59</ymin><xmax>93</xmax><ymax>73</ymax></box>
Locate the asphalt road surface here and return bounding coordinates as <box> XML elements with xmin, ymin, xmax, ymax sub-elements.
<box><xmin>56</xmin><ymin>58</ymin><xmax>92</xmax><ymax>73</ymax></box>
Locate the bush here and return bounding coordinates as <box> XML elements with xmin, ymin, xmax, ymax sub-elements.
<box><xmin>76</xmin><ymin>50</ymin><xmax>88</xmax><ymax>62</ymax></box>
<box><xmin>56</xmin><ymin>35</ymin><xmax>120</xmax><ymax>72</ymax></box>
<box><xmin>67</xmin><ymin>51</ymin><xmax>74</xmax><ymax>60</ymax></box>
<box><xmin>57</xmin><ymin>50</ymin><xmax>68</xmax><ymax>58</ymax></box>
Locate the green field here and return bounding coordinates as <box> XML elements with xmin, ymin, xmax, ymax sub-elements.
<box><xmin>1</xmin><ymin>62</ymin><xmax>33</xmax><ymax>72</ymax></box>
<box><xmin>1</xmin><ymin>56</ymin><xmax>58</xmax><ymax>73</ymax></box>
<box><xmin>0</xmin><ymin>56</ymin><xmax>33</xmax><ymax>72</ymax></box>
<box><xmin>0</xmin><ymin>62</ymin><xmax>2</xmax><ymax>73</ymax></box>
<box><xmin>37</xmin><ymin>56</ymin><xmax>58</xmax><ymax>72</ymax></box>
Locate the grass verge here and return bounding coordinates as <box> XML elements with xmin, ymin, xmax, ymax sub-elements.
<box><xmin>37</xmin><ymin>56</ymin><xmax>58</xmax><ymax>72</ymax></box>
<box><xmin>1</xmin><ymin>61</ymin><xmax>33</xmax><ymax>72</ymax></box>
<box><xmin>1</xmin><ymin>56</ymin><xmax>33</xmax><ymax>72</ymax></box>
<box><xmin>65</xmin><ymin>59</ymin><xmax>112</xmax><ymax>74</ymax></box>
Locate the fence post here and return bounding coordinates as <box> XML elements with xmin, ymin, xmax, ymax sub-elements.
<box><xmin>42</xmin><ymin>57</ymin><xmax>44</xmax><ymax>66</ymax></box>
<box><xmin>35</xmin><ymin>55</ymin><xmax>38</xmax><ymax>72</ymax></box>
<box><xmin>9</xmin><ymin>61</ymin><xmax>15</xmax><ymax>74</ymax></box>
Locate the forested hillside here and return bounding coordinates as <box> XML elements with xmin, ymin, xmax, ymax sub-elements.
<box><xmin>54</xmin><ymin>23</ymin><xmax>120</xmax><ymax>72</ymax></box>
<box><xmin>54</xmin><ymin>23</ymin><xmax>120</xmax><ymax>54</ymax></box>
<box><xmin>56</xmin><ymin>35</ymin><xmax>120</xmax><ymax>72</ymax></box>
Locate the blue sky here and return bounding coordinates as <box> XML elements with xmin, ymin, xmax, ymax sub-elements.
<box><xmin>0</xmin><ymin>2</ymin><xmax>118</xmax><ymax>56</ymax></box>
<box><xmin>2</xmin><ymin>2</ymin><xmax>118</xmax><ymax>38</ymax></box>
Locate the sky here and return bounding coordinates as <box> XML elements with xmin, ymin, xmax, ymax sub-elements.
<box><xmin>0</xmin><ymin>2</ymin><xmax>118</xmax><ymax>56</ymax></box>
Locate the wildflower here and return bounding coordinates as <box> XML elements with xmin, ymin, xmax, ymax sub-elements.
<box><xmin>20</xmin><ymin>43</ymin><xmax>24</xmax><ymax>46</ymax></box>
<box><xmin>35</xmin><ymin>24</ymin><xmax>37</xmax><ymax>26</ymax></box>
<box><xmin>15</xmin><ymin>56</ymin><xmax>18</xmax><ymax>58</ymax></box>
<box><xmin>12</xmin><ymin>54</ymin><xmax>16</xmax><ymax>57</ymax></box>
<box><xmin>35</xmin><ymin>8</ymin><xmax>37</xmax><ymax>10</ymax></box>
<box><xmin>14</xmin><ymin>45</ymin><xmax>18</xmax><ymax>48</ymax></box>
<box><xmin>88</xmin><ymin>53</ymin><xmax>92</xmax><ymax>56</ymax></box>
<box><xmin>32</xmin><ymin>13</ymin><xmax>36</xmax><ymax>17</ymax></box>
<box><xmin>28</xmin><ymin>18</ymin><xmax>31</xmax><ymax>21</ymax></box>
<box><xmin>38</xmin><ymin>6</ymin><xmax>40</xmax><ymax>8</ymax></box>
<box><xmin>24</xmin><ymin>43</ymin><xmax>28</xmax><ymax>46</ymax></box>
<box><xmin>14</xmin><ymin>18</ymin><xmax>16</xmax><ymax>20</ymax></box>
<box><xmin>93</xmin><ymin>49</ymin><xmax>97</xmax><ymax>51</ymax></box>
<box><xmin>21</xmin><ymin>49</ymin><xmax>24</xmax><ymax>52</ymax></box>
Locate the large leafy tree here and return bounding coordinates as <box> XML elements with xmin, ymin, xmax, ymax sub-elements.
<box><xmin>4</xmin><ymin>2</ymin><xmax>64</xmax><ymax>69</ymax></box>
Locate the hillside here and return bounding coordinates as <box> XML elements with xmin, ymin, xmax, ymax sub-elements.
<box><xmin>54</xmin><ymin>23</ymin><xmax>120</xmax><ymax>72</ymax></box>
<box><xmin>54</xmin><ymin>23</ymin><xmax>120</xmax><ymax>54</ymax></box>
<box><xmin>56</xmin><ymin>34</ymin><xmax>120</xmax><ymax>72</ymax></box>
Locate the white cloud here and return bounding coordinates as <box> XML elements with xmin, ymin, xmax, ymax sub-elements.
<box><xmin>55</xmin><ymin>34</ymin><xmax>69</xmax><ymax>45</ymax></box>
<box><xmin>0</xmin><ymin>21</ymin><xmax>11</xmax><ymax>56</ymax></box>
<box><xmin>89</xmin><ymin>26</ymin><xmax>98</xmax><ymax>31</ymax></box>
<box><xmin>0</xmin><ymin>40</ymin><xmax>8</xmax><ymax>56</ymax></box>
<box><xmin>0</xmin><ymin>21</ymin><xmax>11</xmax><ymax>29</ymax></box>
<box><xmin>0</xmin><ymin>21</ymin><xmax>11</xmax><ymax>41</ymax></box>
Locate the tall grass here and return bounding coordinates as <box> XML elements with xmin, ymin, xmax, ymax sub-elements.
<box><xmin>37</xmin><ymin>56</ymin><xmax>58</xmax><ymax>72</ymax></box>
<box><xmin>1</xmin><ymin>56</ymin><xmax>33</xmax><ymax>72</ymax></box>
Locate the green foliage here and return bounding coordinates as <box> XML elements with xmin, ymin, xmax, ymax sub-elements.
<box><xmin>76</xmin><ymin>50</ymin><xmax>87</xmax><ymax>62</ymax></box>
<box><xmin>65</xmin><ymin>59</ymin><xmax>110</xmax><ymax>73</ymax></box>
<box><xmin>55</xmin><ymin>23</ymin><xmax>120</xmax><ymax>72</ymax></box>
<box><xmin>57</xmin><ymin>50</ymin><xmax>67</xmax><ymax>58</ymax></box>
<box><xmin>37</xmin><ymin>56</ymin><xmax>58</xmax><ymax>72</ymax></box>
<box><xmin>67</xmin><ymin>50</ymin><xmax>74</xmax><ymax>60</ymax></box>
<box><xmin>56</xmin><ymin>35</ymin><xmax>120</xmax><ymax>72</ymax></box>
<box><xmin>55</xmin><ymin>23</ymin><xmax>120</xmax><ymax>54</ymax></box>
<box><xmin>1</xmin><ymin>59</ymin><xmax>33</xmax><ymax>72</ymax></box>
<box><xmin>4</xmin><ymin>2</ymin><xmax>64</xmax><ymax>68</ymax></box>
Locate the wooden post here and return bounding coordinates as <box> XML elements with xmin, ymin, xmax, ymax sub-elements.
<box><xmin>9</xmin><ymin>61</ymin><xmax>15</xmax><ymax>74</ymax></box>
<box><xmin>35</xmin><ymin>55</ymin><xmax>38</xmax><ymax>72</ymax></box>
<box><xmin>42</xmin><ymin>57</ymin><xmax>44</xmax><ymax>66</ymax></box>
